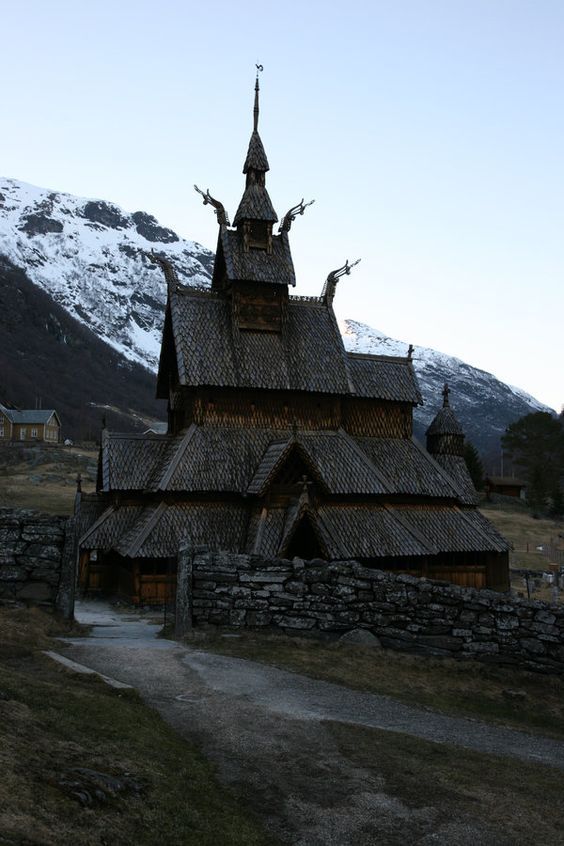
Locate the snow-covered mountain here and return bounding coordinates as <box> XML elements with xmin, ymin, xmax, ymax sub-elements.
<box><xmin>0</xmin><ymin>177</ymin><xmax>552</xmax><ymax>456</ymax></box>
<box><xmin>0</xmin><ymin>178</ymin><xmax>213</xmax><ymax>369</ymax></box>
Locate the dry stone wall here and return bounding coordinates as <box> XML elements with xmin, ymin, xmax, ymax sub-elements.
<box><xmin>184</xmin><ymin>551</ymin><xmax>564</xmax><ymax>674</ymax></box>
<box><xmin>0</xmin><ymin>508</ymin><xmax>75</xmax><ymax>615</ymax></box>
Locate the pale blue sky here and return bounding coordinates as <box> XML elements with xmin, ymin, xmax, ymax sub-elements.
<box><xmin>2</xmin><ymin>0</ymin><xmax>562</xmax><ymax>410</ymax></box>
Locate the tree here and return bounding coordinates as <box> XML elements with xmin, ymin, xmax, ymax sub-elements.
<box><xmin>463</xmin><ymin>441</ymin><xmax>484</xmax><ymax>491</ymax></box>
<box><xmin>502</xmin><ymin>411</ymin><xmax>564</xmax><ymax>515</ymax></box>
<box><xmin>550</xmin><ymin>485</ymin><xmax>564</xmax><ymax>518</ymax></box>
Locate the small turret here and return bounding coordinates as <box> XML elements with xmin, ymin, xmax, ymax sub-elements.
<box><xmin>426</xmin><ymin>384</ymin><xmax>465</xmax><ymax>456</ymax></box>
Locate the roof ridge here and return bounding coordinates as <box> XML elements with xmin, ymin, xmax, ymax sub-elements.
<box><xmin>79</xmin><ymin>505</ymin><xmax>115</xmax><ymax>546</ymax></box>
<box><xmin>340</xmin><ymin>429</ymin><xmax>394</xmax><ymax>492</ymax></box>
<box><xmin>157</xmin><ymin>424</ymin><xmax>197</xmax><ymax>491</ymax></box>
<box><xmin>410</xmin><ymin>436</ymin><xmax>466</xmax><ymax>501</ymax></box>
<box><xmin>384</xmin><ymin>504</ymin><xmax>438</xmax><ymax>555</ymax></box>
<box><xmin>125</xmin><ymin>502</ymin><xmax>168</xmax><ymax>558</ymax></box>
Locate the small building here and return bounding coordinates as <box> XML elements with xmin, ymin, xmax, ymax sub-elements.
<box><xmin>485</xmin><ymin>476</ymin><xmax>526</xmax><ymax>499</ymax></box>
<box><xmin>0</xmin><ymin>403</ymin><xmax>61</xmax><ymax>443</ymax></box>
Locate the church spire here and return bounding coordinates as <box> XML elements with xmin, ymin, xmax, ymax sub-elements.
<box><xmin>253</xmin><ymin>64</ymin><xmax>261</xmax><ymax>132</ymax></box>
<box><xmin>234</xmin><ymin>67</ymin><xmax>277</xmax><ymax>229</ymax></box>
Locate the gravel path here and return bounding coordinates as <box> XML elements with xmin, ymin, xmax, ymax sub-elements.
<box><xmin>60</xmin><ymin>600</ymin><xmax>564</xmax><ymax>845</ymax></box>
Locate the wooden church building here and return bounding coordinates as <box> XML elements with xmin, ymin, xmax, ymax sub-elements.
<box><xmin>77</xmin><ymin>76</ymin><xmax>510</xmax><ymax>604</ymax></box>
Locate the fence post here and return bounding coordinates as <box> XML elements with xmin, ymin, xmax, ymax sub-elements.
<box><xmin>56</xmin><ymin>517</ymin><xmax>77</xmax><ymax>619</ymax></box>
<box><xmin>175</xmin><ymin>537</ymin><xmax>194</xmax><ymax>638</ymax></box>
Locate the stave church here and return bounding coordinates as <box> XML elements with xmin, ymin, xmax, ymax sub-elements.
<box><xmin>77</xmin><ymin>75</ymin><xmax>510</xmax><ymax>605</ymax></box>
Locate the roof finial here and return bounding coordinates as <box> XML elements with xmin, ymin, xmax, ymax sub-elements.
<box><xmin>407</xmin><ymin>344</ymin><xmax>414</xmax><ymax>361</ymax></box>
<box><xmin>321</xmin><ymin>258</ymin><xmax>361</xmax><ymax>306</ymax></box>
<box><xmin>442</xmin><ymin>383</ymin><xmax>450</xmax><ymax>407</ymax></box>
<box><xmin>254</xmin><ymin>64</ymin><xmax>263</xmax><ymax>132</ymax></box>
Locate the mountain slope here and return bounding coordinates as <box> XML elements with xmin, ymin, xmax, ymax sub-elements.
<box><xmin>0</xmin><ymin>256</ymin><xmax>165</xmax><ymax>439</ymax></box>
<box><xmin>0</xmin><ymin>177</ymin><xmax>213</xmax><ymax>369</ymax></box>
<box><xmin>0</xmin><ymin>177</ymin><xmax>552</xmax><ymax>457</ymax></box>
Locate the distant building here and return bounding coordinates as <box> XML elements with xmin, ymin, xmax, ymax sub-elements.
<box><xmin>485</xmin><ymin>476</ymin><xmax>527</xmax><ymax>499</ymax></box>
<box><xmin>0</xmin><ymin>403</ymin><xmax>61</xmax><ymax>443</ymax></box>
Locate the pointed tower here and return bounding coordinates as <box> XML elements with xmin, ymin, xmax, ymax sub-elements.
<box><xmin>233</xmin><ymin>71</ymin><xmax>278</xmax><ymax>250</ymax></box>
<box><xmin>426</xmin><ymin>384</ymin><xmax>478</xmax><ymax>504</ymax></box>
<box><xmin>426</xmin><ymin>384</ymin><xmax>464</xmax><ymax>456</ymax></box>
<box><xmin>209</xmin><ymin>71</ymin><xmax>297</xmax><ymax>332</ymax></box>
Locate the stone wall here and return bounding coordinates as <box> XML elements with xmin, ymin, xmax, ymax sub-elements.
<box><xmin>182</xmin><ymin>552</ymin><xmax>564</xmax><ymax>674</ymax></box>
<box><xmin>0</xmin><ymin>508</ymin><xmax>75</xmax><ymax>616</ymax></box>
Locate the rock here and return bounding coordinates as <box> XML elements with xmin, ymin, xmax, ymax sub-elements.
<box><xmin>54</xmin><ymin>767</ymin><xmax>144</xmax><ymax>806</ymax></box>
<box><xmin>82</xmin><ymin>200</ymin><xmax>128</xmax><ymax>229</ymax></box>
<box><xmin>339</xmin><ymin>628</ymin><xmax>382</xmax><ymax>648</ymax></box>
<box><xmin>132</xmin><ymin>211</ymin><xmax>179</xmax><ymax>243</ymax></box>
<box><xmin>502</xmin><ymin>689</ymin><xmax>527</xmax><ymax>701</ymax></box>
<box><xmin>20</xmin><ymin>213</ymin><xmax>63</xmax><ymax>235</ymax></box>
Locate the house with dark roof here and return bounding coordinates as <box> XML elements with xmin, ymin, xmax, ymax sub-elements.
<box><xmin>77</xmin><ymin>76</ymin><xmax>510</xmax><ymax>605</ymax></box>
<box><xmin>0</xmin><ymin>402</ymin><xmax>61</xmax><ymax>443</ymax></box>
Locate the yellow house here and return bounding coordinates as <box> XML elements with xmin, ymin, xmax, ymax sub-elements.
<box><xmin>0</xmin><ymin>404</ymin><xmax>61</xmax><ymax>443</ymax></box>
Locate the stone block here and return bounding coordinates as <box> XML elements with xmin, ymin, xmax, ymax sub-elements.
<box><xmin>339</xmin><ymin>628</ymin><xmax>381</xmax><ymax>648</ymax></box>
<box><xmin>520</xmin><ymin>638</ymin><xmax>546</xmax><ymax>655</ymax></box>
<box><xmin>247</xmin><ymin>611</ymin><xmax>272</xmax><ymax>627</ymax></box>
<box><xmin>229</xmin><ymin>609</ymin><xmax>247</xmax><ymax>626</ymax></box>
<box><xmin>274</xmin><ymin>615</ymin><xmax>316</xmax><ymax>630</ymax></box>
<box><xmin>0</xmin><ymin>566</ymin><xmax>26</xmax><ymax>582</ymax></box>
<box><xmin>284</xmin><ymin>580</ymin><xmax>306</xmax><ymax>595</ymax></box>
<box><xmin>535</xmin><ymin>610</ymin><xmax>556</xmax><ymax>626</ymax></box>
<box><xmin>464</xmin><ymin>642</ymin><xmax>500</xmax><ymax>654</ymax></box>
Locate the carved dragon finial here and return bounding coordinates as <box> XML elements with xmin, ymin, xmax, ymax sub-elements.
<box><xmin>321</xmin><ymin>258</ymin><xmax>361</xmax><ymax>306</ymax></box>
<box><xmin>279</xmin><ymin>199</ymin><xmax>315</xmax><ymax>233</ymax></box>
<box><xmin>144</xmin><ymin>250</ymin><xmax>181</xmax><ymax>291</ymax></box>
<box><xmin>194</xmin><ymin>185</ymin><xmax>230</xmax><ymax>226</ymax></box>
<box><xmin>443</xmin><ymin>383</ymin><xmax>450</xmax><ymax>407</ymax></box>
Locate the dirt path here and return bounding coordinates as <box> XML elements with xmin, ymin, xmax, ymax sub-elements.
<box><xmin>61</xmin><ymin>601</ymin><xmax>564</xmax><ymax>845</ymax></box>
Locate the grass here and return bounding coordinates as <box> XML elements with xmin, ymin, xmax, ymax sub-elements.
<box><xmin>326</xmin><ymin>721</ymin><xmax>564</xmax><ymax>845</ymax></box>
<box><xmin>480</xmin><ymin>500</ymin><xmax>564</xmax><ymax>602</ymax></box>
<box><xmin>198</xmin><ymin>629</ymin><xmax>564</xmax><ymax>740</ymax></box>
<box><xmin>0</xmin><ymin>444</ymin><xmax>99</xmax><ymax>514</ymax></box>
<box><xmin>0</xmin><ymin>607</ymin><xmax>273</xmax><ymax>846</ymax></box>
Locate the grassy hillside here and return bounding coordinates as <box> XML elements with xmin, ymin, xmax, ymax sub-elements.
<box><xmin>0</xmin><ymin>606</ymin><xmax>272</xmax><ymax>846</ymax></box>
<box><xmin>0</xmin><ymin>444</ymin><xmax>99</xmax><ymax>514</ymax></box>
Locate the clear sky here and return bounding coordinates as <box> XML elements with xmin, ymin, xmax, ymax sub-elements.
<box><xmin>2</xmin><ymin>0</ymin><xmax>562</xmax><ymax>410</ymax></box>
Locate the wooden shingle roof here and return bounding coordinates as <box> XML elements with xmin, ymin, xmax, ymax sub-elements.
<box><xmin>233</xmin><ymin>184</ymin><xmax>278</xmax><ymax>225</ymax></box>
<box><xmin>99</xmin><ymin>426</ymin><xmax>474</xmax><ymax>505</ymax></box>
<box><xmin>168</xmin><ymin>291</ymin><xmax>351</xmax><ymax>394</ymax></box>
<box><xmin>347</xmin><ymin>355</ymin><xmax>422</xmax><ymax>404</ymax></box>
<box><xmin>243</xmin><ymin>130</ymin><xmax>270</xmax><ymax>173</ymax></box>
<box><xmin>220</xmin><ymin>228</ymin><xmax>295</xmax><ymax>286</ymax></box>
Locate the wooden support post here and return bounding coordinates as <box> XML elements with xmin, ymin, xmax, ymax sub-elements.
<box><xmin>175</xmin><ymin>538</ymin><xmax>194</xmax><ymax>638</ymax></box>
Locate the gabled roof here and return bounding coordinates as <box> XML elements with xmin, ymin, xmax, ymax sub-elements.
<box><xmin>233</xmin><ymin>183</ymin><xmax>278</xmax><ymax>225</ymax></box>
<box><xmin>166</xmin><ymin>290</ymin><xmax>352</xmax><ymax>394</ymax></box>
<box><xmin>347</xmin><ymin>355</ymin><xmax>422</xmax><ymax>404</ymax></box>
<box><xmin>0</xmin><ymin>406</ymin><xmax>60</xmax><ymax>425</ymax></box>
<box><xmin>219</xmin><ymin>228</ymin><xmax>295</xmax><ymax>286</ymax></box>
